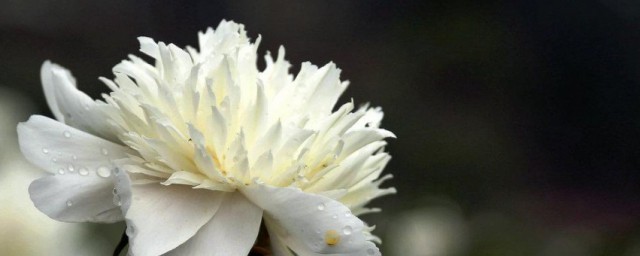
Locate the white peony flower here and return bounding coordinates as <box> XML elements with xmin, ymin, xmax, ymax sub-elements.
<box><xmin>18</xmin><ymin>20</ymin><xmax>395</xmax><ymax>256</ymax></box>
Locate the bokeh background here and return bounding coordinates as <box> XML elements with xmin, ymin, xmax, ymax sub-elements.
<box><xmin>2</xmin><ymin>1</ymin><xmax>640</xmax><ymax>255</ymax></box>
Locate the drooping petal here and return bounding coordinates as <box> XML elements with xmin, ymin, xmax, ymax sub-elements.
<box><xmin>17</xmin><ymin>115</ymin><xmax>133</xmax><ymax>174</ymax></box>
<box><xmin>241</xmin><ymin>183</ymin><xmax>381</xmax><ymax>256</ymax></box>
<box><xmin>166</xmin><ymin>192</ymin><xmax>263</xmax><ymax>256</ymax></box>
<box><xmin>120</xmin><ymin>181</ymin><xmax>226</xmax><ymax>256</ymax></box>
<box><xmin>41</xmin><ymin>61</ymin><xmax>118</xmax><ymax>141</ymax></box>
<box><xmin>28</xmin><ymin>173</ymin><xmax>123</xmax><ymax>223</ymax></box>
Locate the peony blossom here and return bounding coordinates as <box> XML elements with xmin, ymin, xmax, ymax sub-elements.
<box><xmin>18</xmin><ymin>20</ymin><xmax>395</xmax><ymax>256</ymax></box>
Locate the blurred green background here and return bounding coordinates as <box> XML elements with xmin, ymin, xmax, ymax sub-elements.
<box><xmin>2</xmin><ymin>1</ymin><xmax>640</xmax><ymax>255</ymax></box>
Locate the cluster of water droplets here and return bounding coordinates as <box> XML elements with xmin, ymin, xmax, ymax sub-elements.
<box><xmin>40</xmin><ymin>129</ymin><xmax>117</xmax><ymax>179</ymax></box>
<box><xmin>310</xmin><ymin>200</ymin><xmax>377</xmax><ymax>255</ymax></box>
<box><xmin>53</xmin><ymin>129</ymin><xmax>121</xmax><ymax>209</ymax></box>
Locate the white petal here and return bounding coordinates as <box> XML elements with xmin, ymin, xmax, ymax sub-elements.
<box><xmin>41</xmin><ymin>61</ymin><xmax>118</xmax><ymax>141</ymax></box>
<box><xmin>264</xmin><ymin>216</ymin><xmax>295</xmax><ymax>256</ymax></box>
<box><xmin>41</xmin><ymin>60</ymin><xmax>74</xmax><ymax>122</ymax></box>
<box><xmin>167</xmin><ymin>192</ymin><xmax>263</xmax><ymax>256</ymax></box>
<box><xmin>241</xmin><ymin>184</ymin><xmax>381</xmax><ymax>256</ymax></box>
<box><xmin>28</xmin><ymin>173</ymin><xmax>122</xmax><ymax>223</ymax></box>
<box><xmin>120</xmin><ymin>182</ymin><xmax>226</xmax><ymax>256</ymax></box>
<box><xmin>17</xmin><ymin>115</ymin><xmax>133</xmax><ymax>174</ymax></box>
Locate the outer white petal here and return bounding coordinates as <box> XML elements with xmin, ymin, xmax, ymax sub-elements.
<box><xmin>118</xmin><ymin>180</ymin><xmax>226</xmax><ymax>256</ymax></box>
<box><xmin>166</xmin><ymin>192</ymin><xmax>263</xmax><ymax>256</ymax></box>
<box><xmin>41</xmin><ymin>61</ymin><xmax>118</xmax><ymax>141</ymax></box>
<box><xmin>241</xmin><ymin>184</ymin><xmax>381</xmax><ymax>256</ymax></box>
<box><xmin>28</xmin><ymin>174</ymin><xmax>123</xmax><ymax>223</ymax></box>
<box><xmin>41</xmin><ymin>60</ymin><xmax>71</xmax><ymax>122</ymax></box>
<box><xmin>264</xmin><ymin>216</ymin><xmax>295</xmax><ymax>256</ymax></box>
<box><xmin>17</xmin><ymin>115</ymin><xmax>133</xmax><ymax>174</ymax></box>
<box><xmin>17</xmin><ymin>115</ymin><xmax>133</xmax><ymax>223</ymax></box>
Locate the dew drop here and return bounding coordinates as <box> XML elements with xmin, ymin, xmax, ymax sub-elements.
<box><xmin>343</xmin><ymin>225</ymin><xmax>352</xmax><ymax>235</ymax></box>
<box><xmin>52</xmin><ymin>157</ymin><xmax>58</xmax><ymax>163</ymax></box>
<box><xmin>63</xmin><ymin>130</ymin><xmax>71</xmax><ymax>138</ymax></box>
<box><xmin>42</xmin><ymin>148</ymin><xmax>49</xmax><ymax>154</ymax></box>
<box><xmin>97</xmin><ymin>166</ymin><xmax>111</xmax><ymax>178</ymax></box>
<box><xmin>66</xmin><ymin>200</ymin><xmax>73</xmax><ymax>207</ymax></box>
<box><xmin>332</xmin><ymin>215</ymin><xmax>338</xmax><ymax>219</ymax></box>
<box><xmin>82</xmin><ymin>103</ymin><xmax>90</xmax><ymax>111</ymax></box>
<box><xmin>57</xmin><ymin>169</ymin><xmax>65</xmax><ymax>175</ymax></box>
<box><xmin>345</xmin><ymin>212</ymin><xmax>352</xmax><ymax>218</ymax></box>
<box><xmin>72</xmin><ymin>155</ymin><xmax>77</xmax><ymax>160</ymax></box>
<box><xmin>101</xmin><ymin>148</ymin><xmax>109</xmax><ymax>156</ymax></box>
<box><xmin>67</xmin><ymin>164</ymin><xmax>75</xmax><ymax>172</ymax></box>
<box><xmin>317</xmin><ymin>203</ymin><xmax>326</xmax><ymax>211</ymax></box>
<box><xmin>78</xmin><ymin>168</ymin><xmax>89</xmax><ymax>176</ymax></box>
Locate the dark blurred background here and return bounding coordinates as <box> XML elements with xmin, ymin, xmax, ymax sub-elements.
<box><xmin>2</xmin><ymin>1</ymin><xmax>640</xmax><ymax>255</ymax></box>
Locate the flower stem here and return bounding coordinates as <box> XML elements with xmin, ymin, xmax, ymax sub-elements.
<box><xmin>113</xmin><ymin>230</ymin><xmax>128</xmax><ymax>256</ymax></box>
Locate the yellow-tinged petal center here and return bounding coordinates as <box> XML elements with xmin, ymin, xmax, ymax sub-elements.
<box><xmin>100</xmin><ymin>20</ymin><xmax>395</xmax><ymax>216</ymax></box>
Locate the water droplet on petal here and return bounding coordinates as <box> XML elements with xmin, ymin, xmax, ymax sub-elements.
<box><xmin>42</xmin><ymin>148</ymin><xmax>49</xmax><ymax>154</ymax></box>
<box><xmin>52</xmin><ymin>158</ymin><xmax>57</xmax><ymax>163</ymax></box>
<box><xmin>343</xmin><ymin>225</ymin><xmax>352</xmax><ymax>235</ymax></box>
<box><xmin>63</xmin><ymin>130</ymin><xmax>71</xmax><ymax>138</ymax></box>
<box><xmin>67</xmin><ymin>164</ymin><xmax>75</xmax><ymax>172</ymax></box>
<box><xmin>66</xmin><ymin>200</ymin><xmax>73</xmax><ymax>207</ymax></box>
<box><xmin>101</xmin><ymin>148</ymin><xmax>109</xmax><ymax>156</ymax></box>
<box><xmin>345</xmin><ymin>212</ymin><xmax>352</xmax><ymax>218</ymax></box>
<box><xmin>97</xmin><ymin>166</ymin><xmax>111</xmax><ymax>178</ymax></box>
<box><xmin>72</xmin><ymin>155</ymin><xmax>77</xmax><ymax>160</ymax></box>
<box><xmin>317</xmin><ymin>203</ymin><xmax>326</xmax><ymax>211</ymax></box>
<box><xmin>78</xmin><ymin>168</ymin><xmax>89</xmax><ymax>176</ymax></box>
<box><xmin>332</xmin><ymin>215</ymin><xmax>338</xmax><ymax>219</ymax></box>
<box><xmin>57</xmin><ymin>169</ymin><xmax>65</xmax><ymax>175</ymax></box>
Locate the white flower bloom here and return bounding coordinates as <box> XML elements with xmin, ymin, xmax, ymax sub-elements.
<box><xmin>18</xmin><ymin>20</ymin><xmax>395</xmax><ymax>256</ymax></box>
